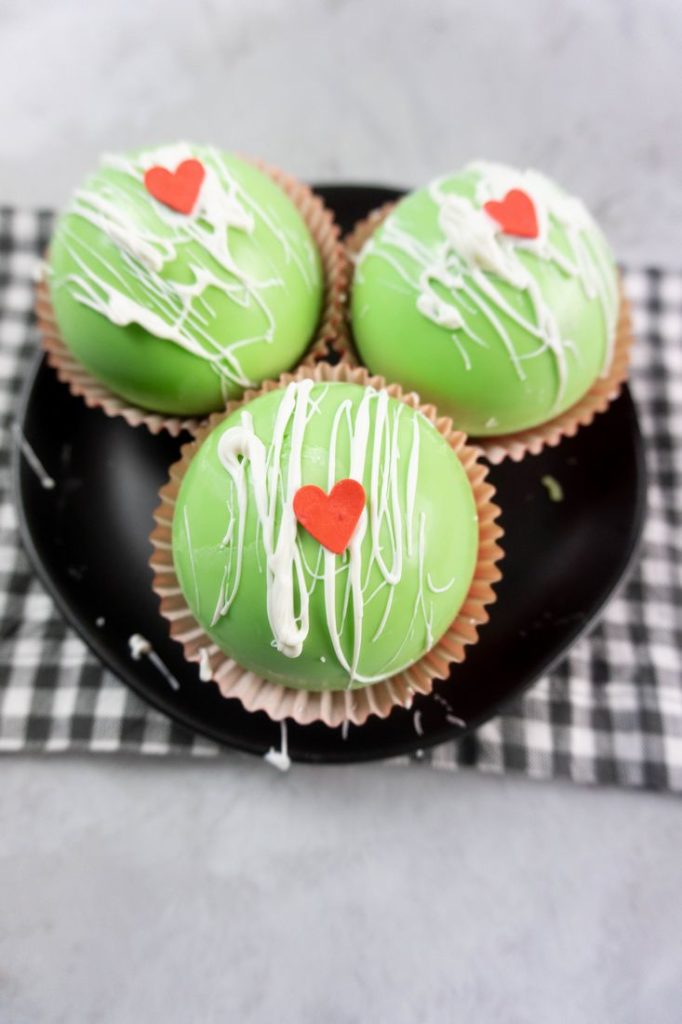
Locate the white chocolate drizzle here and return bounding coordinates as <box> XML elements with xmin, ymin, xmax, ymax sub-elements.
<box><xmin>194</xmin><ymin>382</ymin><xmax>459</xmax><ymax>686</ymax></box>
<box><xmin>12</xmin><ymin>423</ymin><xmax>56</xmax><ymax>490</ymax></box>
<box><xmin>432</xmin><ymin>691</ymin><xmax>466</xmax><ymax>728</ymax></box>
<box><xmin>50</xmin><ymin>144</ymin><xmax>319</xmax><ymax>391</ymax></box>
<box><xmin>264</xmin><ymin>722</ymin><xmax>291</xmax><ymax>772</ymax></box>
<box><xmin>128</xmin><ymin>633</ymin><xmax>151</xmax><ymax>659</ymax></box>
<box><xmin>198</xmin><ymin>647</ymin><xmax>213</xmax><ymax>681</ymax></box>
<box><xmin>128</xmin><ymin>633</ymin><xmax>180</xmax><ymax>691</ymax></box>
<box><xmin>356</xmin><ymin>161</ymin><xmax>619</xmax><ymax>409</ymax></box>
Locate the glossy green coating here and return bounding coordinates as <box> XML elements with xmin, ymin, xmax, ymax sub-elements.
<box><xmin>48</xmin><ymin>146</ymin><xmax>323</xmax><ymax>415</ymax></box>
<box><xmin>172</xmin><ymin>382</ymin><xmax>478</xmax><ymax>691</ymax></box>
<box><xmin>351</xmin><ymin>165</ymin><xmax>618</xmax><ymax>436</ymax></box>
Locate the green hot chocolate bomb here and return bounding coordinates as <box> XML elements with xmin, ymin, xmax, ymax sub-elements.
<box><xmin>172</xmin><ymin>381</ymin><xmax>479</xmax><ymax>691</ymax></box>
<box><xmin>351</xmin><ymin>162</ymin><xmax>620</xmax><ymax>436</ymax></box>
<box><xmin>47</xmin><ymin>145</ymin><xmax>324</xmax><ymax>416</ymax></box>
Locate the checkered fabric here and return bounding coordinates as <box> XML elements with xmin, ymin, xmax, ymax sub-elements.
<box><xmin>1</xmin><ymin>209</ymin><xmax>681</xmax><ymax>789</ymax></box>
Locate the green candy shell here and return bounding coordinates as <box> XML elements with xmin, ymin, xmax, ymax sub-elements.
<box><xmin>351</xmin><ymin>165</ymin><xmax>619</xmax><ymax>436</ymax></box>
<box><xmin>48</xmin><ymin>147</ymin><xmax>324</xmax><ymax>416</ymax></box>
<box><xmin>172</xmin><ymin>381</ymin><xmax>479</xmax><ymax>692</ymax></box>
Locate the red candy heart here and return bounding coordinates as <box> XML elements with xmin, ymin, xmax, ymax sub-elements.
<box><xmin>143</xmin><ymin>158</ymin><xmax>205</xmax><ymax>215</ymax></box>
<box><xmin>293</xmin><ymin>479</ymin><xmax>366</xmax><ymax>555</ymax></box>
<box><xmin>483</xmin><ymin>188</ymin><xmax>539</xmax><ymax>239</ymax></box>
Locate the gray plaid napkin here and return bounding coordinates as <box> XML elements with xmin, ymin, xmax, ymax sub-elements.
<box><xmin>1</xmin><ymin>208</ymin><xmax>681</xmax><ymax>790</ymax></box>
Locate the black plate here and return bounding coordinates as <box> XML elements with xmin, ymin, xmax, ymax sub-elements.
<box><xmin>13</xmin><ymin>185</ymin><xmax>647</xmax><ymax>764</ymax></box>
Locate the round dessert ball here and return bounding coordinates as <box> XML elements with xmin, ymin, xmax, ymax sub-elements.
<box><xmin>350</xmin><ymin>162</ymin><xmax>620</xmax><ymax>436</ymax></box>
<box><xmin>47</xmin><ymin>145</ymin><xmax>324</xmax><ymax>415</ymax></box>
<box><xmin>172</xmin><ymin>381</ymin><xmax>478</xmax><ymax>691</ymax></box>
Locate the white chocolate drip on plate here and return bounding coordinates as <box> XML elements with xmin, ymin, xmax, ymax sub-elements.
<box><xmin>12</xmin><ymin>422</ymin><xmax>56</xmax><ymax>490</ymax></box>
<box><xmin>264</xmin><ymin>721</ymin><xmax>291</xmax><ymax>772</ymax></box>
<box><xmin>128</xmin><ymin>633</ymin><xmax>180</xmax><ymax>690</ymax></box>
<box><xmin>356</xmin><ymin>161</ymin><xmax>619</xmax><ymax>408</ymax></box>
<box><xmin>202</xmin><ymin>382</ymin><xmax>457</xmax><ymax>686</ymax></box>
<box><xmin>50</xmin><ymin>144</ymin><xmax>319</xmax><ymax>391</ymax></box>
<box><xmin>198</xmin><ymin>647</ymin><xmax>213</xmax><ymax>682</ymax></box>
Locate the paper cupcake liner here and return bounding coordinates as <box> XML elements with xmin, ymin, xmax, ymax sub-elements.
<box><xmin>35</xmin><ymin>157</ymin><xmax>349</xmax><ymax>438</ymax></box>
<box><xmin>344</xmin><ymin>204</ymin><xmax>634</xmax><ymax>463</ymax></box>
<box><xmin>149</xmin><ymin>361</ymin><xmax>504</xmax><ymax>728</ymax></box>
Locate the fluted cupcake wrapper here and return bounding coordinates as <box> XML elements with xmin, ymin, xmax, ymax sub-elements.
<box><xmin>344</xmin><ymin>203</ymin><xmax>634</xmax><ymax>465</ymax></box>
<box><xmin>149</xmin><ymin>361</ymin><xmax>504</xmax><ymax>728</ymax></box>
<box><xmin>35</xmin><ymin>158</ymin><xmax>349</xmax><ymax>438</ymax></box>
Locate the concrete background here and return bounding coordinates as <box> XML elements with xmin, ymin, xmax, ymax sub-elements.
<box><xmin>1</xmin><ymin>1</ymin><xmax>681</xmax><ymax>1022</ymax></box>
<box><xmin>1</xmin><ymin>0</ymin><xmax>682</xmax><ymax>265</ymax></box>
<box><xmin>2</xmin><ymin>759</ymin><xmax>682</xmax><ymax>1024</ymax></box>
